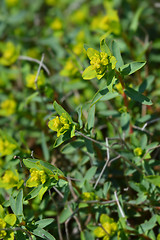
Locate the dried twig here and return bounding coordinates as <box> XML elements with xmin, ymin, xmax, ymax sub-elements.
<box><xmin>18</xmin><ymin>55</ymin><xmax>50</xmax><ymax>75</ymax></box>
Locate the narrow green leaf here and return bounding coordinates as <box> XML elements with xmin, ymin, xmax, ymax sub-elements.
<box><xmin>41</xmin><ymin>132</ymin><xmax>49</xmax><ymax>161</ymax></box>
<box><xmin>25</xmin><ymin>185</ymin><xmax>42</xmax><ymax>201</ymax></box>
<box><xmin>53</xmin><ymin>131</ymin><xmax>73</xmax><ymax>148</ymax></box>
<box><xmin>85</xmin><ymin>166</ymin><xmax>97</xmax><ymax>181</ymax></box>
<box><xmin>16</xmin><ymin>189</ymin><xmax>23</xmax><ymax>216</ymax></box>
<box><xmin>100</xmin><ymin>39</ymin><xmax>111</xmax><ymax>56</ymax></box>
<box><xmin>53</xmin><ymin>101</ymin><xmax>73</xmax><ymax>123</ymax></box>
<box><xmin>35</xmin><ymin>219</ymin><xmax>54</xmax><ymax>228</ymax></box>
<box><xmin>130</xmin><ymin>7</ymin><xmax>144</xmax><ymax>32</ymax></box>
<box><xmin>106</xmin><ymin>70</ymin><xmax>117</xmax><ymax>92</ymax></box>
<box><xmin>91</xmin><ymin>87</ymin><xmax>119</xmax><ymax>106</ymax></box>
<box><xmin>119</xmin><ymin>61</ymin><xmax>146</xmax><ymax>75</ymax></box>
<box><xmin>59</xmin><ymin>206</ymin><xmax>72</xmax><ymax>223</ymax></box>
<box><xmin>31</xmin><ymin>227</ymin><xmax>56</xmax><ymax>240</ymax></box>
<box><xmin>87</xmin><ymin>105</ymin><xmax>95</xmax><ymax>131</ymax></box>
<box><xmin>112</xmin><ymin>40</ymin><xmax>124</xmax><ymax>68</ymax></box>
<box><xmin>145</xmin><ymin>175</ymin><xmax>160</xmax><ymax>187</ymax></box>
<box><xmin>10</xmin><ymin>195</ymin><xmax>16</xmax><ymax>215</ymax></box>
<box><xmin>76</xmin><ymin>106</ymin><xmax>83</xmax><ymax>129</ymax></box>
<box><xmin>23</xmin><ymin>158</ymin><xmax>64</xmax><ymax>176</ymax></box>
<box><xmin>124</xmin><ymin>87</ymin><xmax>152</xmax><ymax>105</ymax></box>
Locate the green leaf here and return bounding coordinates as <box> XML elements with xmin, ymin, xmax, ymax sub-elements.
<box><xmin>38</xmin><ymin>184</ymin><xmax>49</xmax><ymax>200</ymax></box>
<box><xmin>124</xmin><ymin>87</ymin><xmax>152</xmax><ymax>105</ymax></box>
<box><xmin>25</xmin><ymin>185</ymin><xmax>42</xmax><ymax>200</ymax></box>
<box><xmin>10</xmin><ymin>195</ymin><xmax>16</xmax><ymax>215</ymax></box>
<box><xmin>59</xmin><ymin>206</ymin><xmax>72</xmax><ymax>223</ymax></box>
<box><xmin>82</xmin><ymin>65</ymin><xmax>97</xmax><ymax>80</ymax></box>
<box><xmin>61</xmin><ymin>140</ymin><xmax>85</xmax><ymax>154</ymax></box>
<box><xmin>87</xmin><ymin>105</ymin><xmax>95</xmax><ymax>131</ymax></box>
<box><xmin>53</xmin><ymin>101</ymin><xmax>73</xmax><ymax>123</ymax></box>
<box><xmin>41</xmin><ymin>132</ymin><xmax>50</xmax><ymax>161</ymax></box>
<box><xmin>100</xmin><ymin>39</ymin><xmax>111</xmax><ymax>56</ymax></box>
<box><xmin>106</xmin><ymin>69</ymin><xmax>117</xmax><ymax>92</ymax></box>
<box><xmin>130</xmin><ymin>7</ymin><xmax>144</xmax><ymax>32</ymax></box>
<box><xmin>53</xmin><ymin>130</ymin><xmax>73</xmax><ymax>148</ymax></box>
<box><xmin>91</xmin><ymin>87</ymin><xmax>119</xmax><ymax>106</ymax></box>
<box><xmin>35</xmin><ymin>218</ymin><xmax>54</xmax><ymax>228</ymax></box>
<box><xmin>84</xmin><ymin>166</ymin><xmax>97</xmax><ymax>181</ymax></box>
<box><xmin>112</xmin><ymin>40</ymin><xmax>124</xmax><ymax>68</ymax></box>
<box><xmin>30</xmin><ymin>227</ymin><xmax>56</xmax><ymax>240</ymax></box>
<box><xmin>76</xmin><ymin>106</ymin><xmax>83</xmax><ymax>129</ymax></box>
<box><xmin>16</xmin><ymin>189</ymin><xmax>23</xmax><ymax>217</ymax></box>
<box><xmin>144</xmin><ymin>175</ymin><xmax>160</xmax><ymax>187</ymax></box>
<box><xmin>139</xmin><ymin>215</ymin><xmax>157</xmax><ymax>233</ymax></box>
<box><xmin>23</xmin><ymin>158</ymin><xmax>64</xmax><ymax>176</ymax></box>
<box><xmin>119</xmin><ymin>61</ymin><xmax>146</xmax><ymax>75</ymax></box>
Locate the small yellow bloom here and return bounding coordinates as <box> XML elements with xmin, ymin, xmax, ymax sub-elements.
<box><xmin>0</xmin><ymin>42</ymin><xmax>20</xmax><ymax>66</ymax></box>
<box><xmin>50</xmin><ymin>18</ymin><xmax>63</xmax><ymax>31</ymax></box>
<box><xmin>5</xmin><ymin>0</ymin><xmax>19</xmax><ymax>7</ymax></box>
<box><xmin>94</xmin><ymin>214</ymin><xmax>118</xmax><ymax>239</ymax></box>
<box><xmin>0</xmin><ymin>99</ymin><xmax>16</xmax><ymax>116</ymax></box>
<box><xmin>134</xmin><ymin>147</ymin><xmax>143</xmax><ymax>156</ymax></box>
<box><xmin>82</xmin><ymin>192</ymin><xmax>98</xmax><ymax>201</ymax></box>
<box><xmin>0</xmin><ymin>137</ymin><xmax>17</xmax><ymax>157</ymax></box>
<box><xmin>26</xmin><ymin>169</ymin><xmax>47</xmax><ymax>187</ymax></box>
<box><xmin>0</xmin><ymin>218</ymin><xmax>7</xmax><ymax>239</ymax></box>
<box><xmin>0</xmin><ymin>170</ymin><xmax>19</xmax><ymax>189</ymax></box>
<box><xmin>83</xmin><ymin>47</ymin><xmax>117</xmax><ymax>80</ymax></box>
<box><xmin>45</xmin><ymin>0</ymin><xmax>56</xmax><ymax>6</ymax></box>
<box><xmin>60</xmin><ymin>59</ymin><xmax>78</xmax><ymax>77</ymax></box>
<box><xmin>48</xmin><ymin>113</ymin><xmax>71</xmax><ymax>137</ymax></box>
<box><xmin>26</xmin><ymin>71</ymin><xmax>45</xmax><ymax>90</ymax></box>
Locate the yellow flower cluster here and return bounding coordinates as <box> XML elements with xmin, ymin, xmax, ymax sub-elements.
<box><xmin>0</xmin><ymin>99</ymin><xmax>16</xmax><ymax>116</ymax></box>
<box><xmin>134</xmin><ymin>147</ymin><xmax>143</xmax><ymax>156</ymax></box>
<box><xmin>48</xmin><ymin>113</ymin><xmax>72</xmax><ymax>137</ymax></box>
<box><xmin>0</xmin><ymin>137</ymin><xmax>17</xmax><ymax>157</ymax></box>
<box><xmin>26</xmin><ymin>168</ymin><xmax>47</xmax><ymax>187</ymax></box>
<box><xmin>0</xmin><ymin>218</ymin><xmax>7</xmax><ymax>239</ymax></box>
<box><xmin>45</xmin><ymin>0</ymin><xmax>56</xmax><ymax>6</ymax></box>
<box><xmin>0</xmin><ymin>170</ymin><xmax>19</xmax><ymax>189</ymax></box>
<box><xmin>0</xmin><ymin>42</ymin><xmax>20</xmax><ymax>66</ymax></box>
<box><xmin>60</xmin><ymin>59</ymin><xmax>78</xmax><ymax>77</ymax></box>
<box><xmin>90</xmin><ymin>52</ymin><xmax>109</xmax><ymax>75</ymax></box>
<box><xmin>50</xmin><ymin>18</ymin><xmax>63</xmax><ymax>31</ymax></box>
<box><xmin>5</xmin><ymin>0</ymin><xmax>19</xmax><ymax>7</ymax></box>
<box><xmin>82</xmin><ymin>192</ymin><xmax>98</xmax><ymax>201</ymax></box>
<box><xmin>26</xmin><ymin>71</ymin><xmax>45</xmax><ymax>90</ymax></box>
<box><xmin>94</xmin><ymin>214</ymin><xmax>117</xmax><ymax>240</ymax></box>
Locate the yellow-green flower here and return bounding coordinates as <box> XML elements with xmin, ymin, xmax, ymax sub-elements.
<box><xmin>94</xmin><ymin>214</ymin><xmax>118</xmax><ymax>240</ymax></box>
<box><xmin>0</xmin><ymin>99</ymin><xmax>16</xmax><ymax>116</ymax></box>
<box><xmin>0</xmin><ymin>218</ymin><xmax>7</xmax><ymax>239</ymax></box>
<box><xmin>45</xmin><ymin>0</ymin><xmax>56</xmax><ymax>6</ymax></box>
<box><xmin>82</xmin><ymin>192</ymin><xmax>99</xmax><ymax>201</ymax></box>
<box><xmin>0</xmin><ymin>42</ymin><xmax>20</xmax><ymax>66</ymax></box>
<box><xmin>134</xmin><ymin>147</ymin><xmax>143</xmax><ymax>156</ymax></box>
<box><xmin>0</xmin><ymin>137</ymin><xmax>17</xmax><ymax>157</ymax></box>
<box><xmin>5</xmin><ymin>0</ymin><xmax>19</xmax><ymax>7</ymax></box>
<box><xmin>0</xmin><ymin>170</ymin><xmax>22</xmax><ymax>189</ymax></box>
<box><xmin>82</xmin><ymin>48</ymin><xmax>117</xmax><ymax>80</ymax></box>
<box><xmin>50</xmin><ymin>18</ymin><xmax>63</xmax><ymax>31</ymax></box>
<box><xmin>26</xmin><ymin>71</ymin><xmax>45</xmax><ymax>90</ymax></box>
<box><xmin>26</xmin><ymin>168</ymin><xmax>47</xmax><ymax>187</ymax></box>
<box><xmin>60</xmin><ymin>59</ymin><xmax>79</xmax><ymax>77</ymax></box>
<box><xmin>48</xmin><ymin>113</ymin><xmax>72</xmax><ymax>137</ymax></box>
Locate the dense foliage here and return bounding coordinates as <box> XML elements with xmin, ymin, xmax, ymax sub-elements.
<box><xmin>0</xmin><ymin>0</ymin><xmax>160</xmax><ymax>239</ymax></box>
